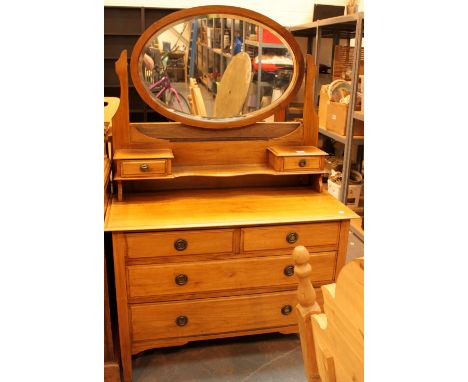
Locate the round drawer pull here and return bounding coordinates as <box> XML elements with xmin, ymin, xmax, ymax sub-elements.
<box><xmin>286</xmin><ymin>232</ymin><xmax>298</xmax><ymax>244</ymax></box>
<box><xmin>176</xmin><ymin>315</ymin><xmax>188</xmax><ymax>326</ymax></box>
<box><xmin>298</xmin><ymin>159</ymin><xmax>307</xmax><ymax>167</ymax></box>
<box><xmin>175</xmin><ymin>273</ymin><xmax>188</xmax><ymax>286</ymax></box>
<box><xmin>283</xmin><ymin>265</ymin><xmax>294</xmax><ymax>277</ymax></box>
<box><xmin>281</xmin><ymin>305</ymin><xmax>293</xmax><ymax>316</ymax></box>
<box><xmin>140</xmin><ymin>163</ymin><xmax>149</xmax><ymax>172</ymax></box>
<box><xmin>174</xmin><ymin>239</ymin><xmax>188</xmax><ymax>251</ymax></box>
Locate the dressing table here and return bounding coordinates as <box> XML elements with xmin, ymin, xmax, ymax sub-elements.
<box><xmin>104</xmin><ymin>6</ymin><xmax>358</xmax><ymax>381</ymax></box>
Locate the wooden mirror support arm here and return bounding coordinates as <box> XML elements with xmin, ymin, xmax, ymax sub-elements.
<box><xmin>113</xmin><ymin>50</ymin><xmax>130</xmax><ymax>151</ymax></box>
<box><xmin>302</xmin><ymin>54</ymin><xmax>319</xmax><ymax>146</ymax></box>
<box><xmin>293</xmin><ymin>245</ymin><xmax>322</xmax><ymax>382</ymax></box>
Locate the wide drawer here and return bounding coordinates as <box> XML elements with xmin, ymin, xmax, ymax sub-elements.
<box><xmin>127</xmin><ymin>252</ymin><xmax>336</xmax><ymax>299</ymax></box>
<box><xmin>131</xmin><ymin>291</ymin><xmax>303</xmax><ymax>342</ymax></box>
<box><xmin>242</xmin><ymin>222</ymin><xmax>340</xmax><ymax>252</ymax></box>
<box><xmin>120</xmin><ymin>159</ymin><xmax>167</xmax><ymax>177</ymax></box>
<box><xmin>125</xmin><ymin>229</ymin><xmax>235</xmax><ymax>259</ymax></box>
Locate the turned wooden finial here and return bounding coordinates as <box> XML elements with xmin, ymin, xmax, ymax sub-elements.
<box><xmin>293</xmin><ymin>246</ymin><xmax>321</xmax><ymax>314</ymax></box>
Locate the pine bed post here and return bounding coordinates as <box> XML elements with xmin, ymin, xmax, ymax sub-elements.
<box><xmin>293</xmin><ymin>245</ymin><xmax>322</xmax><ymax>381</ymax></box>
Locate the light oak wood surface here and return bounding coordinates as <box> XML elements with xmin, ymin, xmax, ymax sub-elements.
<box><xmin>127</xmin><ymin>252</ymin><xmax>336</xmax><ymax>299</ymax></box>
<box><xmin>241</xmin><ymin>222</ymin><xmax>340</xmax><ymax>252</ymax></box>
<box><xmin>125</xmin><ymin>229</ymin><xmax>235</xmax><ymax>258</ymax></box>
<box><xmin>294</xmin><ymin>246</ymin><xmax>364</xmax><ymax>382</ymax></box>
<box><xmin>267</xmin><ymin>145</ymin><xmax>327</xmax><ymax>157</ymax></box>
<box><xmin>105</xmin><ymin>187</ymin><xmax>358</xmax><ymax>232</ymax></box>
<box><xmin>114</xmin><ymin>148</ymin><xmax>174</xmax><ymax>160</ymax></box>
<box><xmin>130</xmin><ymin>291</ymin><xmax>299</xmax><ymax>343</ymax></box>
<box><xmin>120</xmin><ymin>159</ymin><xmax>167</xmax><ymax>177</ymax></box>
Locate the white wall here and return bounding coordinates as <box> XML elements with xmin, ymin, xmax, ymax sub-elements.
<box><xmin>103</xmin><ymin>0</ymin><xmax>354</xmax><ymax>27</ymax></box>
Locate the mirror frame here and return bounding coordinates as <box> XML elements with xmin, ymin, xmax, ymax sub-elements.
<box><xmin>130</xmin><ymin>5</ymin><xmax>304</xmax><ymax>129</ymax></box>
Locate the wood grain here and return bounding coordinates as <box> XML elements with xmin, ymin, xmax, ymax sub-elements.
<box><xmin>241</xmin><ymin>222</ymin><xmax>340</xmax><ymax>252</ymax></box>
<box><xmin>130</xmin><ymin>121</ymin><xmax>301</xmax><ymax>142</ymax></box>
<box><xmin>114</xmin><ymin>149</ymin><xmax>174</xmax><ymax>160</ymax></box>
<box><xmin>125</xmin><ymin>229</ymin><xmax>234</xmax><ymax>258</ymax></box>
<box><xmin>120</xmin><ymin>160</ymin><xmax>167</xmax><ymax>177</ymax></box>
<box><xmin>130</xmin><ymin>291</ymin><xmax>298</xmax><ymax>342</ymax></box>
<box><xmin>126</xmin><ymin>252</ymin><xmax>336</xmax><ymax>299</ymax></box>
<box><xmin>302</xmin><ymin>55</ymin><xmax>319</xmax><ymax>146</ymax></box>
<box><xmin>105</xmin><ymin>187</ymin><xmax>358</xmax><ymax>232</ymax></box>
<box><xmin>309</xmin><ymin>258</ymin><xmax>364</xmax><ymax>382</ymax></box>
<box><xmin>112</xmin><ymin>233</ymin><xmax>132</xmax><ymax>382</ymax></box>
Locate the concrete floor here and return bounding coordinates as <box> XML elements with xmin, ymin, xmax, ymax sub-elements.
<box><xmin>132</xmin><ymin>231</ymin><xmax>364</xmax><ymax>382</ymax></box>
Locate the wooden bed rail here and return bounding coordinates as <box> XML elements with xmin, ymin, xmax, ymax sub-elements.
<box><xmin>293</xmin><ymin>245</ymin><xmax>322</xmax><ymax>381</ymax></box>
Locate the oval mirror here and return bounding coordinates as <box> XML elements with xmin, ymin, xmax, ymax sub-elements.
<box><xmin>130</xmin><ymin>5</ymin><xmax>304</xmax><ymax>129</ymax></box>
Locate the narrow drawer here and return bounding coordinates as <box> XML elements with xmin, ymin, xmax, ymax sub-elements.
<box><xmin>127</xmin><ymin>252</ymin><xmax>335</xmax><ymax>299</ymax></box>
<box><xmin>242</xmin><ymin>223</ymin><xmax>340</xmax><ymax>252</ymax></box>
<box><xmin>283</xmin><ymin>156</ymin><xmax>322</xmax><ymax>171</ymax></box>
<box><xmin>120</xmin><ymin>159</ymin><xmax>167</xmax><ymax>177</ymax></box>
<box><xmin>125</xmin><ymin>229</ymin><xmax>234</xmax><ymax>259</ymax></box>
<box><xmin>131</xmin><ymin>291</ymin><xmax>301</xmax><ymax>342</ymax></box>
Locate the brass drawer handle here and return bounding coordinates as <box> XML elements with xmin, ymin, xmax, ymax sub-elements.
<box><xmin>281</xmin><ymin>305</ymin><xmax>293</xmax><ymax>316</ymax></box>
<box><xmin>286</xmin><ymin>232</ymin><xmax>298</xmax><ymax>244</ymax></box>
<box><xmin>283</xmin><ymin>265</ymin><xmax>294</xmax><ymax>277</ymax></box>
<box><xmin>298</xmin><ymin>159</ymin><xmax>307</xmax><ymax>167</ymax></box>
<box><xmin>176</xmin><ymin>315</ymin><xmax>188</xmax><ymax>326</ymax></box>
<box><xmin>174</xmin><ymin>239</ymin><xmax>188</xmax><ymax>251</ymax></box>
<box><xmin>140</xmin><ymin>163</ymin><xmax>149</xmax><ymax>172</ymax></box>
<box><xmin>175</xmin><ymin>273</ymin><xmax>188</xmax><ymax>286</ymax></box>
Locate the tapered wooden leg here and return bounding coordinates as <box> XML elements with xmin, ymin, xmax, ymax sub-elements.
<box><xmin>293</xmin><ymin>246</ymin><xmax>322</xmax><ymax>381</ymax></box>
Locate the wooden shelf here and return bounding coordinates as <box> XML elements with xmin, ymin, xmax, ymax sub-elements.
<box><xmin>319</xmin><ymin>127</ymin><xmax>364</xmax><ymax>145</ymax></box>
<box><xmin>289</xmin><ymin>13</ymin><xmax>360</xmax><ymax>32</ymax></box>
<box><xmin>172</xmin><ymin>164</ymin><xmax>327</xmax><ymax>177</ymax></box>
<box><xmin>244</xmin><ymin>39</ymin><xmax>285</xmax><ymax>49</ymax></box>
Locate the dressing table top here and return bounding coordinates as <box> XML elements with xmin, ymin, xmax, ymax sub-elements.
<box><xmin>105</xmin><ymin>187</ymin><xmax>358</xmax><ymax>232</ymax></box>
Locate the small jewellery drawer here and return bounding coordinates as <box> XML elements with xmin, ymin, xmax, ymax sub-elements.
<box><xmin>242</xmin><ymin>222</ymin><xmax>340</xmax><ymax>252</ymax></box>
<box><xmin>267</xmin><ymin>145</ymin><xmax>327</xmax><ymax>172</ymax></box>
<box><xmin>283</xmin><ymin>156</ymin><xmax>321</xmax><ymax>171</ymax></box>
<box><xmin>127</xmin><ymin>252</ymin><xmax>336</xmax><ymax>299</ymax></box>
<box><xmin>120</xmin><ymin>159</ymin><xmax>168</xmax><ymax>178</ymax></box>
<box><xmin>130</xmin><ymin>291</ymin><xmax>301</xmax><ymax>342</ymax></box>
<box><xmin>125</xmin><ymin>229</ymin><xmax>234</xmax><ymax>259</ymax></box>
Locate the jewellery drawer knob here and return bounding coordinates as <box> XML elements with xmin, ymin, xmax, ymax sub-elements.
<box><xmin>286</xmin><ymin>232</ymin><xmax>298</xmax><ymax>244</ymax></box>
<box><xmin>176</xmin><ymin>315</ymin><xmax>188</xmax><ymax>326</ymax></box>
<box><xmin>174</xmin><ymin>239</ymin><xmax>188</xmax><ymax>251</ymax></box>
<box><xmin>298</xmin><ymin>159</ymin><xmax>307</xmax><ymax>167</ymax></box>
<box><xmin>175</xmin><ymin>273</ymin><xmax>188</xmax><ymax>286</ymax></box>
<box><xmin>281</xmin><ymin>305</ymin><xmax>293</xmax><ymax>316</ymax></box>
<box><xmin>140</xmin><ymin>163</ymin><xmax>149</xmax><ymax>172</ymax></box>
<box><xmin>283</xmin><ymin>265</ymin><xmax>294</xmax><ymax>277</ymax></box>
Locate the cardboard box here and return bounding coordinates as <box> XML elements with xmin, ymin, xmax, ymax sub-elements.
<box><xmin>327</xmin><ymin>178</ymin><xmax>362</xmax><ymax>208</ymax></box>
<box><xmin>325</xmin><ymin>102</ymin><xmax>364</xmax><ymax>136</ymax></box>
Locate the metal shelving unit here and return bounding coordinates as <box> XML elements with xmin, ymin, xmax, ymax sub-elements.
<box><xmin>290</xmin><ymin>12</ymin><xmax>364</xmax><ymax>239</ymax></box>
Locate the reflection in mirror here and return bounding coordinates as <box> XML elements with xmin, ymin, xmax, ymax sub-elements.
<box><xmin>138</xmin><ymin>14</ymin><xmax>295</xmax><ymax>120</ymax></box>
